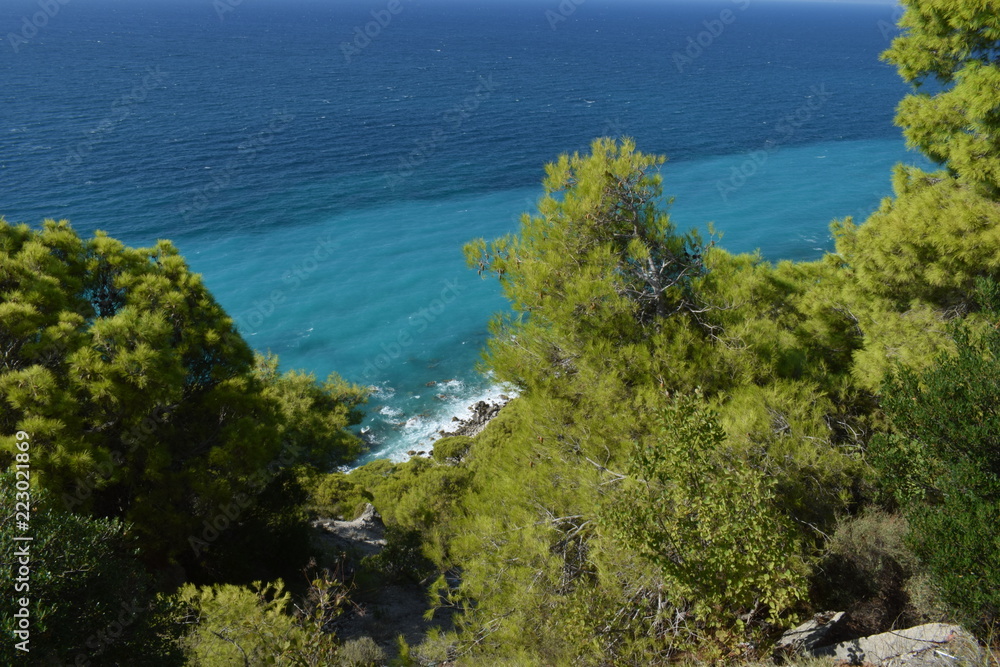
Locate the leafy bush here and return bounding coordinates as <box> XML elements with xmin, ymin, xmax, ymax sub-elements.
<box><xmin>338</xmin><ymin>636</ymin><xmax>386</xmax><ymax>666</ymax></box>
<box><xmin>0</xmin><ymin>220</ymin><xmax>366</xmax><ymax>573</ymax></box>
<box><xmin>604</xmin><ymin>393</ymin><xmax>808</xmax><ymax>631</ymax></box>
<box><xmin>311</xmin><ymin>470</ymin><xmax>374</xmax><ymax>520</ymax></box>
<box><xmin>174</xmin><ymin>576</ymin><xmax>344</xmax><ymax>665</ymax></box>
<box><xmin>871</xmin><ymin>288</ymin><xmax>1000</xmax><ymax>631</ymax></box>
<box><xmin>0</xmin><ymin>476</ymin><xmax>182</xmax><ymax>665</ymax></box>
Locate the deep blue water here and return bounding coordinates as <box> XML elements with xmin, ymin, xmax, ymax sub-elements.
<box><xmin>1</xmin><ymin>0</ymin><xmax>925</xmax><ymax>462</ymax></box>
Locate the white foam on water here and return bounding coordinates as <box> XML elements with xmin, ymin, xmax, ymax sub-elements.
<box><xmin>353</xmin><ymin>379</ymin><xmax>518</xmax><ymax>466</ymax></box>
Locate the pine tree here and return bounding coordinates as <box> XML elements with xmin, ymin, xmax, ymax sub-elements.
<box><xmin>0</xmin><ymin>219</ymin><xmax>364</xmax><ymax>568</ymax></box>
<box><xmin>884</xmin><ymin>0</ymin><xmax>1000</xmax><ymax>195</ymax></box>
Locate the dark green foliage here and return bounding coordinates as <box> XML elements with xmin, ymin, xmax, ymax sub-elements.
<box><xmin>880</xmin><ymin>334</ymin><xmax>1000</xmax><ymax>483</ymax></box>
<box><xmin>362</xmin><ymin>525</ymin><xmax>434</xmax><ymax>585</ymax></box>
<box><xmin>814</xmin><ymin>510</ymin><xmax>926</xmax><ymax>636</ymax></box>
<box><xmin>907</xmin><ymin>480</ymin><xmax>1000</xmax><ymax>631</ymax></box>
<box><xmin>871</xmin><ymin>285</ymin><xmax>1000</xmax><ymax>630</ymax></box>
<box><xmin>0</xmin><ymin>475</ymin><xmax>183</xmax><ymax>665</ymax></box>
<box><xmin>187</xmin><ymin>467</ymin><xmax>315</xmax><ymax>586</ymax></box>
<box><xmin>0</xmin><ymin>220</ymin><xmax>365</xmax><ymax>573</ymax></box>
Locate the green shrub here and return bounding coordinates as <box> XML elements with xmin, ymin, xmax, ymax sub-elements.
<box><xmin>0</xmin><ymin>476</ymin><xmax>182</xmax><ymax>665</ymax></box>
<box><xmin>871</xmin><ymin>287</ymin><xmax>1000</xmax><ymax>632</ymax></box>
<box><xmin>312</xmin><ymin>471</ymin><xmax>373</xmax><ymax>520</ymax></box>
<box><xmin>174</xmin><ymin>577</ymin><xmax>344</xmax><ymax>666</ymax></box>
<box><xmin>338</xmin><ymin>636</ymin><xmax>387</xmax><ymax>666</ymax></box>
<box><xmin>431</xmin><ymin>436</ymin><xmax>473</xmax><ymax>464</ymax></box>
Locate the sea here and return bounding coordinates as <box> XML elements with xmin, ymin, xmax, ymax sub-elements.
<box><xmin>0</xmin><ymin>0</ymin><xmax>928</xmax><ymax>465</ymax></box>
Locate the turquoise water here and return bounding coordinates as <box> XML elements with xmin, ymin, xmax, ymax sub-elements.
<box><xmin>0</xmin><ymin>0</ymin><xmax>928</xmax><ymax>462</ymax></box>
<box><xmin>178</xmin><ymin>135</ymin><xmax>926</xmax><ymax>462</ymax></box>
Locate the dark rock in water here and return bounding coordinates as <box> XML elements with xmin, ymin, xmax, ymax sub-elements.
<box><xmin>407</xmin><ymin>450</ymin><xmax>416</xmax><ymax>456</ymax></box>
<box><xmin>439</xmin><ymin>399</ymin><xmax>508</xmax><ymax>439</ymax></box>
<box><xmin>425</xmin><ymin>381</ymin><xmax>437</xmax><ymax>387</ymax></box>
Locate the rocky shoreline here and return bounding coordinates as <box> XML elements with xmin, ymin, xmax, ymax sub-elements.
<box><xmin>398</xmin><ymin>396</ymin><xmax>511</xmax><ymax>458</ymax></box>
<box><xmin>437</xmin><ymin>396</ymin><xmax>509</xmax><ymax>439</ymax></box>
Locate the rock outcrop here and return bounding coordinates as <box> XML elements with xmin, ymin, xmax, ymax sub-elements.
<box><xmin>310</xmin><ymin>504</ymin><xmax>456</xmax><ymax>660</ymax></box>
<box><xmin>776</xmin><ymin>614</ymin><xmax>984</xmax><ymax>667</ymax></box>
<box><xmin>810</xmin><ymin>622</ymin><xmax>982</xmax><ymax>667</ymax></box>
<box><xmin>438</xmin><ymin>399</ymin><xmax>506</xmax><ymax>438</ymax></box>
<box><xmin>311</xmin><ymin>503</ymin><xmax>386</xmax><ymax>558</ymax></box>
<box><xmin>774</xmin><ymin>611</ymin><xmax>847</xmax><ymax>656</ymax></box>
